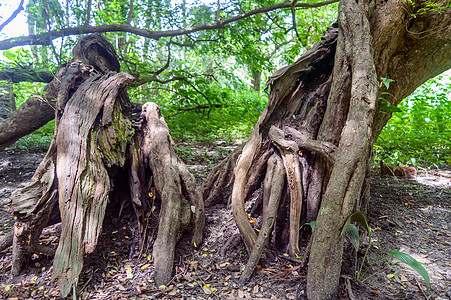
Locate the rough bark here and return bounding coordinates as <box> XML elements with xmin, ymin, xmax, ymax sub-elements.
<box><xmin>7</xmin><ymin>33</ymin><xmax>204</xmax><ymax>298</ymax></box>
<box><xmin>307</xmin><ymin>0</ymin><xmax>379</xmax><ymax>298</ymax></box>
<box><xmin>141</xmin><ymin>102</ymin><xmax>204</xmax><ymax>286</ymax></box>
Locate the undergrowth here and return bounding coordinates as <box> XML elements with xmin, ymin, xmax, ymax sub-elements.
<box><xmin>374</xmin><ymin>73</ymin><xmax>451</xmax><ymax>169</ymax></box>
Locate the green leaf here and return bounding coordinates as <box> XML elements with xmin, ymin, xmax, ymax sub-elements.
<box><xmin>380</xmin><ymin>77</ymin><xmax>394</xmax><ymax>89</ymax></box>
<box><xmin>345</xmin><ymin>224</ymin><xmax>360</xmax><ymax>252</ymax></box>
<box><xmin>340</xmin><ymin>211</ymin><xmax>371</xmax><ymax>247</ymax></box>
<box><xmin>381</xmin><ymin>105</ymin><xmax>402</xmax><ymax>113</ymax></box>
<box><xmin>301</xmin><ymin>221</ymin><xmax>315</xmax><ymax>232</ymax></box>
<box><xmin>385</xmin><ymin>251</ymin><xmax>430</xmax><ymax>292</ymax></box>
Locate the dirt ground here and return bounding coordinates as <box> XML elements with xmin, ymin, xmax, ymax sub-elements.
<box><xmin>0</xmin><ymin>146</ymin><xmax>450</xmax><ymax>300</ymax></box>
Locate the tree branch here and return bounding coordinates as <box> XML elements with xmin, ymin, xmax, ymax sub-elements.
<box><xmin>126</xmin><ymin>0</ymin><xmax>135</xmax><ymax>25</ymax></box>
<box><xmin>168</xmin><ymin>103</ymin><xmax>224</xmax><ymax>117</ymax></box>
<box><xmin>84</xmin><ymin>0</ymin><xmax>92</xmax><ymax>26</ymax></box>
<box><xmin>284</xmin><ymin>126</ymin><xmax>337</xmax><ymax>164</ymax></box>
<box><xmin>0</xmin><ymin>0</ymin><xmax>25</xmax><ymax>32</ymax></box>
<box><xmin>0</xmin><ymin>0</ymin><xmax>338</xmax><ymax>50</ymax></box>
<box><xmin>0</xmin><ymin>68</ymin><xmax>54</xmax><ymax>83</ymax></box>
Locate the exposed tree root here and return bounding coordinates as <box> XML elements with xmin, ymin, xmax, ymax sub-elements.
<box><xmin>202</xmin><ymin>144</ymin><xmax>243</xmax><ymax>207</ymax></box>
<box><xmin>239</xmin><ymin>154</ymin><xmax>284</xmax><ymax>286</ymax></box>
<box><xmin>141</xmin><ymin>102</ymin><xmax>204</xmax><ymax>286</ymax></box>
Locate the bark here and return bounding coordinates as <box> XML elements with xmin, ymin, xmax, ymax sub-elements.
<box><xmin>141</xmin><ymin>102</ymin><xmax>204</xmax><ymax>286</ymax></box>
<box><xmin>7</xmin><ymin>33</ymin><xmax>204</xmax><ymax>297</ymax></box>
<box><xmin>307</xmin><ymin>0</ymin><xmax>379</xmax><ymax>298</ymax></box>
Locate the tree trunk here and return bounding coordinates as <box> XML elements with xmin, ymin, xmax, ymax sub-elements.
<box><xmin>203</xmin><ymin>0</ymin><xmax>451</xmax><ymax>299</ymax></box>
<box><xmin>7</xmin><ymin>33</ymin><xmax>204</xmax><ymax>297</ymax></box>
<box><xmin>0</xmin><ymin>81</ymin><xmax>16</xmax><ymax>121</ymax></box>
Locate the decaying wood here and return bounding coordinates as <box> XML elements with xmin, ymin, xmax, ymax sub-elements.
<box><xmin>9</xmin><ymin>141</ymin><xmax>60</xmax><ymax>274</ymax></box>
<box><xmin>239</xmin><ymin>154</ymin><xmax>284</xmax><ymax>286</ymax></box>
<box><xmin>6</xmin><ymin>34</ymin><xmax>204</xmax><ymax>297</ymax></box>
<box><xmin>52</xmin><ymin>71</ymin><xmax>134</xmax><ymax>296</ymax></box>
<box><xmin>202</xmin><ymin>144</ymin><xmax>243</xmax><ymax>206</ymax></box>
<box><xmin>268</xmin><ymin>126</ymin><xmax>303</xmax><ymax>257</ymax></box>
<box><xmin>141</xmin><ymin>102</ymin><xmax>204</xmax><ymax>286</ymax></box>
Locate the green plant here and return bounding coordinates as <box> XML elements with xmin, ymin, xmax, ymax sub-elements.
<box><xmin>14</xmin><ymin>120</ymin><xmax>54</xmax><ymax>152</ymax></box>
<box><xmin>340</xmin><ymin>211</ymin><xmax>430</xmax><ymax>292</ymax></box>
<box><xmin>375</xmin><ymin>72</ymin><xmax>451</xmax><ymax>168</ymax></box>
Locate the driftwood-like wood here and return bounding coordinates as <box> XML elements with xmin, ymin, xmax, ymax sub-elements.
<box><xmin>141</xmin><ymin>102</ymin><xmax>204</xmax><ymax>286</ymax></box>
<box><xmin>6</xmin><ymin>34</ymin><xmax>204</xmax><ymax>297</ymax></box>
<box><xmin>239</xmin><ymin>154</ymin><xmax>284</xmax><ymax>286</ymax></box>
<box><xmin>268</xmin><ymin>126</ymin><xmax>303</xmax><ymax>257</ymax></box>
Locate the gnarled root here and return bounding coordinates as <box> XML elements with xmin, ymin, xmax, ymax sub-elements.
<box><xmin>141</xmin><ymin>102</ymin><xmax>205</xmax><ymax>286</ymax></box>
<box><xmin>239</xmin><ymin>154</ymin><xmax>284</xmax><ymax>286</ymax></box>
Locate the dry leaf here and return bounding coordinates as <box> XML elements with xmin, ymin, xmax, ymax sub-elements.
<box><xmin>140</xmin><ymin>263</ymin><xmax>150</xmax><ymax>271</ymax></box>
<box><xmin>203</xmin><ymin>284</ymin><xmax>212</xmax><ymax>294</ymax></box>
<box><xmin>253</xmin><ymin>285</ymin><xmax>259</xmax><ymax>293</ymax></box>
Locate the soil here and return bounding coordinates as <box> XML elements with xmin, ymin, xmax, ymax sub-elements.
<box><xmin>0</xmin><ymin>145</ymin><xmax>450</xmax><ymax>300</ymax></box>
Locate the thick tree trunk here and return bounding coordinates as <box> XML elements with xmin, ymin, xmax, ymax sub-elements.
<box><xmin>203</xmin><ymin>0</ymin><xmax>451</xmax><ymax>299</ymax></box>
<box><xmin>7</xmin><ymin>33</ymin><xmax>204</xmax><ymax>297</ymax></box>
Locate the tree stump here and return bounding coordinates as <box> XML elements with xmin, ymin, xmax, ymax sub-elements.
<box><xmin>7</xmin><ymin>33</ymin><xmax>204</xmax><ymax>297</ymax></box>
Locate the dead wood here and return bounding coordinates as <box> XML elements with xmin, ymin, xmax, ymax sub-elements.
<box><xmin>141</xmin><ymin>102</ymin><xmax>204</xmax><ymax>287</ymax></box>
<box><xmin>268</xmin><ymin>126</ymin><xmax>303</xmax><ymax>257</ymax></box>
<box><xmin>5</xmin><ymin>34</ymin><xmax>204</xmax><ymax>298</ymax></box>
<box><xmin>239</xmin><ymin>154</ymin><xmax>284</xmax><ymax>286</ymax></box>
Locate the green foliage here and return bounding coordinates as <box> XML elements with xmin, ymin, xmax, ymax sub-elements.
<box><xmin>404</xmin><ymin>0</ymin><xmax>450</xmax><ymax>19</ymax></box>
<box><xmin>301</xmin><ymin>221</ymin><xmax>316</xmax><ymax>232</ymax></box>
<box><xmin>340</xmin><ymin>211</ymin><xmax>371</xmax><ymax>280</ymax></box>
<box><xmin>11</xmin><ymin>81</ymin><xmax>47</xmax><ymax>107</ymax></box>
<box><xmin>159</xmin><ymin>83</ymin><xmax>267</xmax><ymax>143</ymax></box>
<box><xmin>385</xmin><ymin>251</ymin><xmax>430</xmax><ymax>292</ymax></box>
<box><xmin>374</xmin><ymin>73</ymin><xmax>451</xmax><ymax>168</ymax></box>
<box><xmin>14</xmin><ymin>120</ymin><xmax>54</xmax><ymax>152</ymax></box>
<box><xmin>341</xmin><ymin>211</ymin><xmax>430</xmax><ymax>292</ymax></box>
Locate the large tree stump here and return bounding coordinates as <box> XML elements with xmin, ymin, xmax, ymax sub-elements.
<box><xmin>202</xmin><ymin>1</ymin><xmax>451</xmax><ymax>299</ymax></box>
<box><xmin>7</xmin><ymin>33</ymin><xmax>204</xmax><ymax>297</ymax></box>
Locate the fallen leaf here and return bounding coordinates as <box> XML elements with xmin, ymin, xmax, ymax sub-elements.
<box><xmin>238</xmin><ymin>289</ymin><xmax>245</xmax><ymax>298</ymax></box>
<box><xmin>203</xmin><ymin>284</ymin><xmax>212</xmax><ymax>295</ymax></box>
<box><xmin>140</xmin><ymin>263</ymin><xmax>150</xmax><ymax>271</ymax></box>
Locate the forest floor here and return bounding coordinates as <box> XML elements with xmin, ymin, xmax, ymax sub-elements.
<box><xmin>0</xmin><ymin>144</ymin><xmax>450</xmax><ymax>300</ymax></box>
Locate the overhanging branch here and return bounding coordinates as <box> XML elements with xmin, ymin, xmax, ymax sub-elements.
<box><xmin>0</xmin><ymin>0</ymin><xmax>338</xmax><ymax>50</ymax></box>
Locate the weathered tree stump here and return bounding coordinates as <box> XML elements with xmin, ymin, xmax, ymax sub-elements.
<box><xmin>201</xmin><ymin>1</ymin><xmax>451</xmax><ymax>298</ymax></box>
<box><xmin>6</xmin><ymin>33</ymin><xmax>204</xmax><ymax>297</ymax></box>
